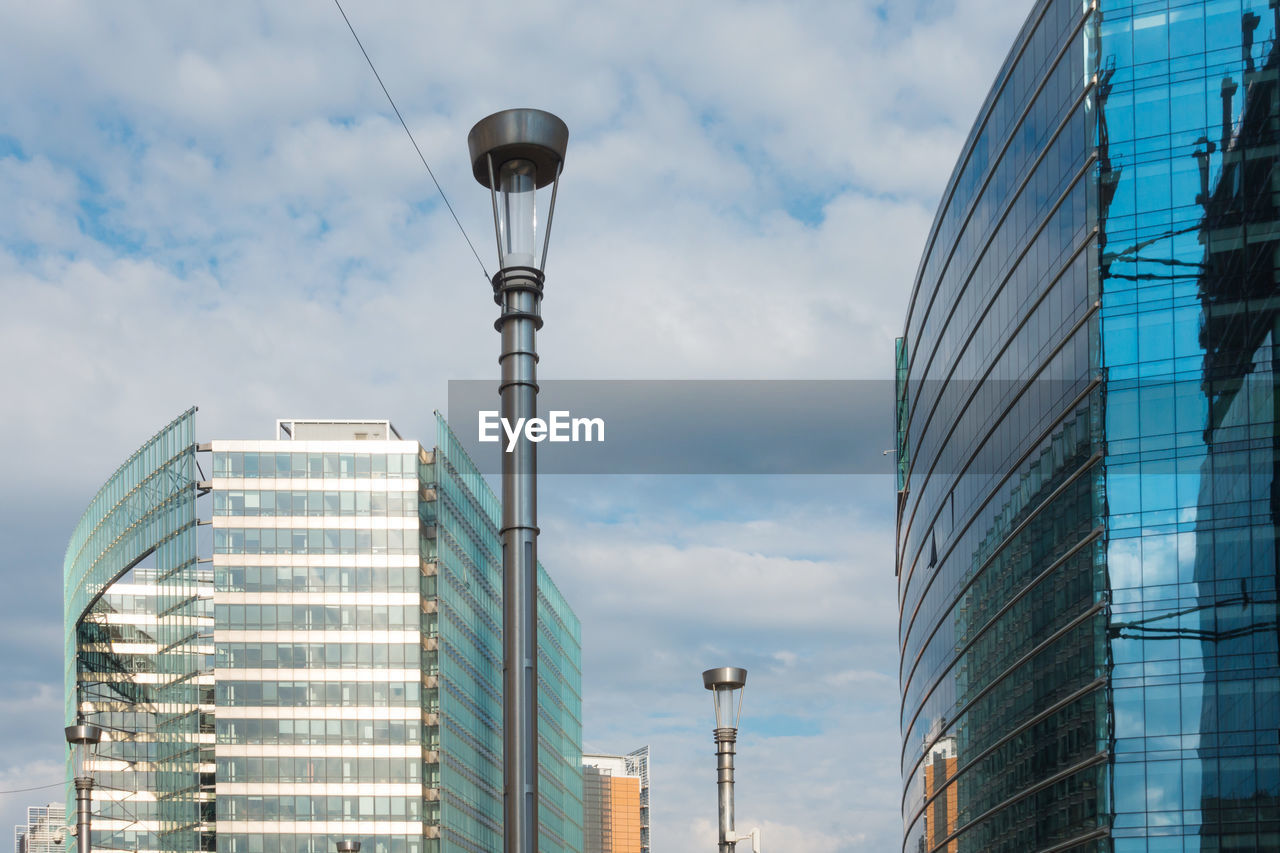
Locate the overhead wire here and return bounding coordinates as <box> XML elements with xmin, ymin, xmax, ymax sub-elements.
<box><xmin>332</xmin><ymin>0</ymin><xmax>491</xmax><ymax>281</ymax></box>
<box><xmin>0</xmin><ymin>781</ymin><xmax>64</xmax><ymax>794</ymax></box>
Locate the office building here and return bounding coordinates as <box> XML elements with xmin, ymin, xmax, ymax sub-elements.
<box><xmin>15</xmin><ymin>805</ymin><xmax>66</xmax><ymax>853</ymax></box>
<box><xmin>920</xmin><ymin>738</ymin><xmax>955</xmax><ymax>853</ymax></box>
<box><xmin>64</xmin><ymin>411</ymin><xmax>583</xmax><ymax>853</ymax></box>
<box><xmin>895</xmin><ymin>0</ymin><xmax>1280</xmax><ymax>850</ymax></box>
<box><xmin>581</xmin><ymin>748</ymin><xmax>649</xmax><ymax>853</ymax></box>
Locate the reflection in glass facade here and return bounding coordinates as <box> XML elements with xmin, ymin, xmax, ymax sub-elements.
<box><xmin>68</xmin><ymin>413</ymin><xmax>582</xmax><ymax>853</ymax></box>
<box><xmin>64</xmin><ymin>408</ymin><xmax>206</xmax><ymax>853</ymax></box>
<box><xmin>897</xmin><ymin>0</ymin><xmax>1280</xmax><ymax>850</ymax></box>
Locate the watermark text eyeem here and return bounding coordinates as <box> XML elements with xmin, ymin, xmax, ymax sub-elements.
<box><xmin>478</xmin><ymin>411</ymin><xmax>605</xmax><ymax>452</ymax></box>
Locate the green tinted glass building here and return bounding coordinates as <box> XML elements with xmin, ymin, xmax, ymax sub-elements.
<box><xmin>66</xmin><ymin>412</ymin><xmax>582</xmax><ymax>853</ymax></box>
<box><xmin>897</xmin><ymin>0</ymin><xmax>1280</xmax><ymax>850</ymax></box>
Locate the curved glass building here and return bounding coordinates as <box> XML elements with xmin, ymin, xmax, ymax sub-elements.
<box><xmin>64</xmin><ymin>409</ymin><xmax>203</xmax><ymax>853</ymax></box>
<box><xmin>896</xmin><ymin>0</ymin><xmax>1280</xmax><ymax>850</ymax></box>
<box><xmin>66</xmin><ymin>412</ymin><xmax>582</xmax><ymax>853</ymax></box>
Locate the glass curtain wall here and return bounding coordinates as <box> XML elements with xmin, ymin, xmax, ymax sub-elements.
<box><xmin>211</xmin><ymin>440</ymin><xmax>426</xmax><ymax>853</ymax></box>
<box><xmin>210</xmin><ymin>419</ymin><xmax>582</xmax><ymax>853</ymax></box>
<box><xmin>64</xmin><ymin>409</ymin><xmax>202</xmax><ymax>853</ymax></box>
<box><xmin>899</xmin><ymin>0</ymin><xmax>1280</xmax><ymax>850</ymax></box>
<box><xmin>1097</xmin><ymin>0</ymin><xmax>1280</xmax><ymax>848</ymax></box>
<box><xmin>896</xmin><ymin>0</ymin><xmax>1105</xmax><ymax>849</ymax></box>
<box><xmin>432</xmin><ymin>415</ymin><xmax>583</xmax><ymax>853</ymax></box>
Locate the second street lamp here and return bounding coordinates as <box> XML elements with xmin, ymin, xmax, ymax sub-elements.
<box><xmin>703</xmin><ymin>667</ymin><xmax>762</xmax><ymax>853</ymax></box>
<box><xmin>467</xmin><ymin>107</ymin><xmax>569</xmax><ymax>853</ymax></box>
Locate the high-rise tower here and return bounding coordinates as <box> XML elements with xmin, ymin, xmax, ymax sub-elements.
<box><xmin>896</xmin><ymin>1</ymin><xmax>1280</xmax><ymax>849</ymax></box>
<box><xmin>581</xmin><ymin>748</ymin><xmax>649</xmax><ymax>853</ymax></box>
<box><xmin>65</xmin><ymin>412</ymin><xmax>583</xmax><ymax>853</ymax></box>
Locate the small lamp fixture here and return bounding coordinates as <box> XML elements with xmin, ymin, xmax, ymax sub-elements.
<box><xmin>702</xmin><ymin>666</ymin><xmax>748</xmax><ymax>732</ymax></box>
<box><xmin>64</xmin><ymin>722</ymin><xmax>103</xmax><ymax>782</ymax></box>
<box><xmin>467</xmin><ymin>108</ymin><xmax>569</xmax><ymax>272</ymax></box>
<box><xmin>65</xmin><ymin>721</ymin><xmax>103</xmax><ymax>853</ymax></box>
<box><xmin>335</xmin><ymin>842</ymin><xmax>361</xmax><ymax>853</ymax></box>
<box><xmin>703</xmin><ymin>667</ymin><xmax>756</xmax><ymax>852</ymax></box>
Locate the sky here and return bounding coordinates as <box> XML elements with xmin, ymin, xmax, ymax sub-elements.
<box><xmin>0</xmin><ymin>2</ymin><xmax>1032</xmax><ymax>851</ymax></box>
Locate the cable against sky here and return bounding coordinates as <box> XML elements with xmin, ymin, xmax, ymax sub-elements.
<box><xmin>332</xmin><ymin>0</ymin><xmax>491</xmax><ymax>281</ymax></box>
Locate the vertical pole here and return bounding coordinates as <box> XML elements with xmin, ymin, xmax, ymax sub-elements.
<box><xmin>75</xmin><ymin>778</ymin><xmax>92</xmax><ymax>853</ymax></box>
<box><xmin>715</xmin><ymin>728</ymin><xmax>736</xmax><ymax>853</ymax></box>
<box><xmin>496</xmin><ymin>264</ymin><xmax>543</xmax><ymax>853</ymax></box>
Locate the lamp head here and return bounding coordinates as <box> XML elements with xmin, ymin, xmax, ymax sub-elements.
<box><xmin>468</xmin><ymin>108</ymin><xmax>568</xmax><ymax>271</ymax></box>
<box><xmin>64</xmin><ymin>724</ymin><xmax>103</xmax><ymax>746</ymax></box>
<box><xmin>336</xmin><ymin>842</ymin><xmax>361</xmax><ymax>853</ymax></box>
<box><xmin>467</xmin><ymin>109</ymin><xmax>568</xmax><ymax>190</ymax></box>
<box><xmin>702</xmin><ymin>666</ymin><xmax>748</xmax><ymax>730</ymax></box>
<box><xmin>65</xmin><ymin>722</ymin><xmax>103</xmax><ymax>781</ymax></box>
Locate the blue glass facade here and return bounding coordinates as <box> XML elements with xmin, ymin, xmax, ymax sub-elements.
<box><xmin>1100</xmin><ymin>2</ymin><xmax>1280</xmax><ymax>848</ymax></box>
<box><xmin>897</xmin><ymin>0</ymin><xmax>1280</xmax><ymax>850</ymax></box>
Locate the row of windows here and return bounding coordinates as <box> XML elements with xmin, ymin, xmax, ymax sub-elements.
<box><xmin>1100</xmin><ymin>1</ymin><xmax>1264</xmax><ymax>92</ymax></box>
<box><xmin>214</xmin><ymin>604</ymin><xmax>422</xmax><ymax>631</ymax></box>
<box><xmin>904</xmin><ymin>248</ymin><xmax>1091</xmax><ymax>598</ymax></box>
<box><xmin>215</xmin><ymin>565</ymin><xmax>422</xmax><ymax>594</ymax></box>
<box><xmin>219</xmin><ymin>835</ymin><xmax>423</xmax><ymax>853</ymax></box>
<box><xmin>907</xmin><ymin>4</ymin><xmax>1085</xmax><ymax>410</ymax></box>
<box><xmin>905</xmin><ymin>543</ymin><xmax>1097</xmax><ymax>757</ymax></box>
<box><xmin>1114</xmin><ymin>752</ymin><xmax>1280</xmax><ymax>819</ymax></box>
<box><xmin>215</xmin><ymin>717</ymin><xmax>426</xmax><ymax>746</ymax></box>
<box><xmin>909</xmin><ymin>689</ymin><xmax>1105</xmax><ymax>842</ymax></box>
<box><xmin>903</xmin><ymin>611</ymin><xmax>1101</xmax><ymax>786</ymax></box>
<box><xmin>215</xmin><ymin>755</ymin><xmax>428</xmax><ymax>784</ymax></box>
<box><xmin>215</xmin><ymin>491</ymin><xmax>418</xmax><ymax>518</ymax></box>
<box><xmin>215</xmin><ymin>681</ymin><xmax>423</xmax><ymax>707</ymax></box>
<box><xmin>910</xmin><ymin>71</ymin><xmax>1088</xmax><ymax>428</ymax></box>
<box><xmin>1110</xmin><ymin>523</ymin><xmax>1279</xmax><ymax>598</ymax></box>
<box><xmin>216</xmin><ymin>642</ymin><xmax>424</xmax><ymax>669</ymax></box>
<box><xmin>909</xmin><ymin>0</ymin><xmax>1081</xmax><ymax>348</ymax></box>
<box><xmin>1113</xmin><ymin>675</ymin><xmax>1280</xmax><ymax>744</ymax></box>
<box><xmin>900</xmin><ymin>465</ymin><xmax>1095</xmax><ymax>731</ymax></box>
<box><xmin>214</xmin><ymin>528</ymin><xmax>420</xmax><ymax>556</ymax></box>
<box><xmin>901</xmin><ymin>186</ymin><xmax>1091</xmax><ymax>597</ymax></box>
<box><xmin>219</xmin><ymin>795</ymin><xmax>425</xmax><ymax>821</ymax></box>
<box><xmin>900</xmin><ymin>334</ymin><xmax>1095</xmax><ymax>649</ymax></box>
<box><xmin>950</xmin><ymin>762</ymin><xmax>1103</xmax><ymax>852</ymax></box>
<box><xmin>213</xmin><ymin>452</ymin><xmax>419</xmax><ymax>480</ymax></box>
<box><xmin>88</xmin><ymin>830</ymin><xmax>157</xmax><ymax>853</ymax></box>
<box><xmin>1109</xmin><ymin>449</ymin><xmax>1280</xmax><ymax>531</ymax></box>
<box><xmin>906</xmin><ymin>666</ymin><xmax>1105</xmax><ymax>835</ymax></box>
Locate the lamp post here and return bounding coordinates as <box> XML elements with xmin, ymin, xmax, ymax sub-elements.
<box><xmin>467</xmin><ymin>108</ymin><xmax>569</xmax><ymax>853</ymax></box>
<box><xmin>65</xmin><ymin>722</ymin><xmax>103</xmax><ymax>853</ymax></box>
<box><xmin>702</xmin><ymin>667</ymin><xmax>751</xmax><ymax>853</ymax></box>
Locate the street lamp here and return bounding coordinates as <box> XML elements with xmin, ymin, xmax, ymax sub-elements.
<box><xmin>702</xmin><ymin>667</ymin><xmax>761</xmax><ymax>853</ymax></box>
<box><xmin>65</xmin><ymin>722</ymin><xmax>103</xmax><ymax>853</ymax></box>
<box><xmin>335</xmin><ymin>841</ymin><xmax>361</xmax><ymax>853</ymax></box>
<box><xmin>467</xmin><ymin>108</ymin><xmax>569</xmax><ymax>853</ymax></box>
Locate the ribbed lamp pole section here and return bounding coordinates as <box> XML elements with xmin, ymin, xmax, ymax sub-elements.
<box><xmin>467</xmin><ymin>108</ymin><xmax>569</xmax><ymax>853</ymax></box>
<box><xmin>65</xmin><ymin>722</ymin><xmax>103</xmax><ymax>853</ymax></box>
<box><xmin>703</xmin><ymin>667</ymin><xmax>748</xmax><ymax>853</ymax></box>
